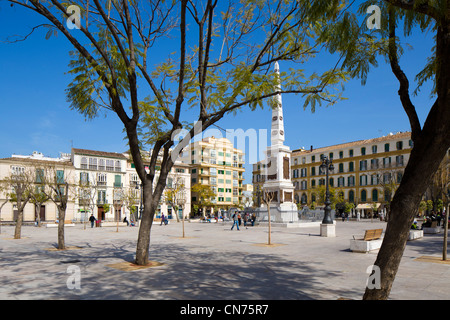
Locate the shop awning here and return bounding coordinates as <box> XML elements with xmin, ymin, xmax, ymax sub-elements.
<box><xmin>356</xmin><ymin>203</ymin><xmax>381</xmax><ymax>209</ymax></box>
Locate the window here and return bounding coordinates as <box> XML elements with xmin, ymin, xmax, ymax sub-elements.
<box><xmin>372</xmin><ymin>189</ymin><xmax>378</xmax><ymax>202</ymax></box>
<box><xmin>301</xmin><ymin>181</ymin><xmax>307</xmax><ymax>190</ymax></box>
<box><xmin>56</xmin><ymin>170</ymin><xmax>65</xmax><ymax>184</ymax></box>
<box><xmin>35</xmin><ymin>169</ymin><xmax>44</xmax><ymax>184</ymax></box>
<box><xmin>371</xmin><ymin>174</ymin><xmax>379</xmax><ymax>185</ymax></box>
<box><xmin>106</xmin><ymin>159</ymin><xmax>114</xmax><ymax>171</ymax></box>
<box><xmin>339</xmin><ymin>163</ymin><xmax>344</xmax><ymax>173</ymax></box>
<box><xmin>329</xmin><ymin>152</ymin><xmax>334</xmax><ymax>159</ymax></box>
<box><xmin>337</xmin><ymin>177</ymin><xmax>345</xmax><ymax>187</ymax></box>
<box><xmin>11</xmin><ymin>166</ymin><xmax>25</xmax><ymax>176</ymax></box>
<box><xmin>80</xmin><ymin>172</ymin><xmax>89</xmax><ymax>184</ymax></box>
<box><xmin>311</xmin><ymin>179</ymin><xmax>316</xmax><ymax>188</ymax></box>
<box><xmin>311</xmin><ymin>167</ymin><xmax>316</xmax><ymax>176</ymax></box>
<box><xmin>89</xmin><ymin>157</ymin><xmax>97</xmax><ymax>170</ymax></box>
<box><xmin>339</xmin><ymin>151</ymin><xmax>344</xmax><ymax>159</ymax></box>
<box><xmin>359</xmin><ymin>160</ymin><xmax>367</xmax><ymax>171</ymax></box>
<box><xmin>115</xmin><ymin>161</ymin><xmax>121</xmax><ymax>172</ymax></box>
<box><xmin>218</xmin><ymin>179</ymin><xmax>224</xmax><ymax>184</ymax></box>
<box><xmin>372</xmin><ymin>145</ymin><xmax>377</xmax><ymax>154</ymax></box>
<box><xmin>98</xmin><ymin>159</ymin><xmax>105</xmax><ymax>171</ymax></box>
<box><xmin>81</xmin><ymin>157</ymin><xmax>88</xmax><ymax>169</ymax></box>
<box><xmin>361</xmin><ymin>190</ymin><xmax>367</xmax><ymax>202</ymax></box>
<box><xmin>191</xmin><ymin>168</ymin><xmax>197</xmax><ymax>174</ymax></box>
<box><xmin>384</xmin><ymin>143</ymin><xmax>390</xmax><ymax>152</ymax></box>
<box><xmin>396</xmin><ymin>155</ymin><xmax>404</xmax><ymax>167</ymax></box>
<box><xmin>361</xmin><ymin>147</ymin><xmax>366</xmax><ymax>156</ymax></box>
<box><xmin>301</xmin><ymin>168</ymin><xmax>307</xmax><ymax>177</ymax></box>
<box><xmin>383</xmin><ymin>157</ymin><xmax>391</xmax><ymax>168</ymax></box>
<box><xmin>312</xmin><ymin>155</ymin><xmax>316</xmax><ymax>163</ymax></box>
<box><xmin>349</xmin><ymin>162</ymin><xmax>354</xmax><ymax>172</ymax></box>
<box><xmin>371</xmin><ymin>159</ymin><xmax>379</xmax><ymax>170</ymax></box>
<box><xmin>98</xmin><ymin>190</ymin><xmax>106</xmax><ymax>204</ymax></box>
<box><xmin>383</xmin><ymin>172</ymin><xmax>391</xmax><ymax>184</ymax></box>
<box><xmin>329</xmin><ymin>178</ymin><xmax>334</xmax><ymax>187</ymax></box>
<box><xmin>348</xmin><ymin>176</ymin><xmax>355</xmax><ymax>187</ymax></box>
<box><xmin>360</xmin><ymin>175</ymin><xmax>367</xmax><ymax>186</ymax></box>
<box><xmin>114</xmin><ymin>175</ymin><xmax>122</xmax><ymax>187</ymax></box>
<box><xmin>349</xmin><ymin>190</ymin><xmax>355</xmax><ymax>203</ymax></box>
<box><xmin>349</xmin><ymin>149</ymin><xmax>354</xmax><ymax>157</ymax></box>
<box><xmin>396</xmin><ymin>141</ymin><xmax>403</xmax><ymax>150</ymax></box>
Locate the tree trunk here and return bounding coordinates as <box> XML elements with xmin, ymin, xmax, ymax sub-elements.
<box><xmin>58</xmin><ymin>208</ymin><xmax>66</xmax><ymax>250</ymax></box>
<box><xmin>14</xmin><ymin>208</ymin><xmax>24</xmax><ymax>239</ymax></box>
<box><xmin>363</xmin><ymin>117</ymin><xmax>450</xmax><ymax>300</ymax></box>
<box><xmin>135</xmin><ymin>183</ymin><xmax>155</xmax><ymax>265</ymax></box>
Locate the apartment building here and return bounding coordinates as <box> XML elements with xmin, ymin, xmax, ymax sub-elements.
<box><xmin>71</xmin><ymin>148</ymin><xmax>128</xmax><ymax>222</ymax></box>
<box><xmin>180</xmin><ymin>136</ymin><xmax>245</xmax><ymax>214</ymax></box>
<box><xmin>125</xmin><ymin>152</ymin><xmax>191</xmax><ymax>220</ymax></box>
<box><xmin>0</xmin><ymin>151</ymin><xmax>76</xmax><ymax>222</ymax></box>
<box><xmin>253</xmin><ymin>132</ymin><xmax>413</xmax><ymax>211</ymax></box>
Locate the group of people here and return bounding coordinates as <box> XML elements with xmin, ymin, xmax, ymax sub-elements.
<box><xmin>231</xmin><ymin>211</ymin><xmax>256</xmax><ymax>231</ymax></box>
<box><xmin>411</xmin><ymin>209</ymin><xmax>448</xmax><ymax>230</ymax></box>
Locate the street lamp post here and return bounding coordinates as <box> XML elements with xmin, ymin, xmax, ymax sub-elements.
<box><xmin>320</xmin><ymin>155</ymin><xmax>334</xmax><ymax>224</ymax></box>
<box><xmin>319</xmin><ymin>155</ymin><xmax>335</xmax><ymax>237</ymax></box>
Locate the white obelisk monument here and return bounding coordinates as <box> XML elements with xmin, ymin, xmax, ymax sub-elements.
<box><xmin>259</xmin><ymin>62</ymin><xmax>298</xmax><ymax>224</ymax></box>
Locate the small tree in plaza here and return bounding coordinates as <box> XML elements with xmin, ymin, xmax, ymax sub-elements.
<box><xmin>165</xmin><ymin>176</ymin><xmax>187</xmax><ymax>237</ymax></box>
<box><xmin>29</xmin><ymin>179</ymin><xmax>50</xmax><ymax>228</ymax></box>
<box><xmin>42</xmin><ymin>164</ymin><xmax>75</xmax><ymax>250</ymax></box>
<box><xmin>0</xmin><ymin>167</ymin><xmax>34</xmax><ymax>239</ymax></box>
<box><xmin>191</xmin><ymin>183</ymin><xmax>215</xmax><ymax>219</ymax></box>
<box><xmin>77</xmin><ymin>172</ymin><xmax>99</xmax><ymax>230</ymax></box>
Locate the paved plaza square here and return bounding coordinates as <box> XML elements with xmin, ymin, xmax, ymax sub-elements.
<box><xmin>1</xmin><ymin>220</ymin><xmax>450</xmax><ymax>301</ymax></box>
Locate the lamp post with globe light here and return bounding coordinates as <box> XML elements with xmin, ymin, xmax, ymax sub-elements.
<box><xmin>320</xmin><ymin>155</ymin><xmax>334</xmax><ymax>224</ymax></box>
<box><xmin>319</xmin><ymin>155</ymin><xmax>336</xmax><ymax>237</ymax></box>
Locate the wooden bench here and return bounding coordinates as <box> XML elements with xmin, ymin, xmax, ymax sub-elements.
<box><xmin>350</xmin><ymin>229</ymin><xmax>384</xmax><ymax>253</ymax></box>
<box><xmin>353</xmin><ymin>229</ymin><xmax>383</xmax><ymax>241</ymax></box>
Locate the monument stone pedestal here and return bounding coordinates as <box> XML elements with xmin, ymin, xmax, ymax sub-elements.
<box><xmin>320</xmin><ymin>223</ymin><xmax>336</xmax><ymax>237</ymax></box>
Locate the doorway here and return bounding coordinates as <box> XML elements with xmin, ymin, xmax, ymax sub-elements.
<box><xmin>97</xmin><ymin>207</ymin><xmax>105</xmax><ymax>220</ymax></box>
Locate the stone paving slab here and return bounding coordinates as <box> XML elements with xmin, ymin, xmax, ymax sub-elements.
<box><xmin>0</xmin><ymin>220</ymin><xmax>449</xmax><ymax>300</ymax></box>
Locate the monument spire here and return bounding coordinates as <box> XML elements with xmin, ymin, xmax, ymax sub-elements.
<box><xmin>271</xmin><ymin>61</ymin><xmax>285</xmax><ymax>147</ymax></box>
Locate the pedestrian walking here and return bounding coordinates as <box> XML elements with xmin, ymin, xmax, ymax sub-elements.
<box><xmin>160</xmin><ymin>214</ymin><xmax>166</xmax><ymax>226</ymax></box>
<box><xmin>231</xmin><ymin>212</ymin><xmax>240</xmax><ymax>231</ymax></box>
<box><xmin>252</xmin><ymin>213</ymin><xmax>256</xmax><ymax>226</ymax></box>
<box><xmin>89</xmin><ymin>214</ymin><xmax>96</xmax><ymax>228</ymax></box>
<box><xmin>238</xmin><ymin>212</ymin><xmax>242</xmax><ymax>226</ymax></box>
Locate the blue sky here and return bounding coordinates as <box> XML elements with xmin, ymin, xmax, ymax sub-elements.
<box><xmin>0</xmin><ymin>2</ymin><xmax>436</xmax><ymax>184</ymax></box>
